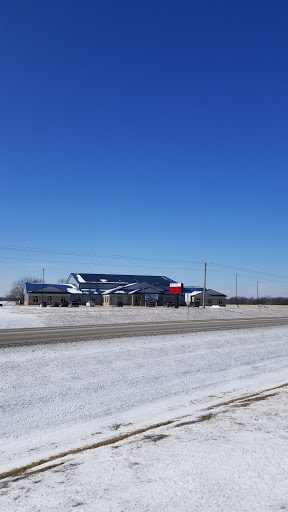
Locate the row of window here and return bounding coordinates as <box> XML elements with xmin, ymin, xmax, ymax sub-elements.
<box><xmin>31</xmin><ymin>295</ymin><xmax>223</xmax><ymax>305</ymax></box>
<box><xmin>32</xmin><ymin>296</ymin><xmax>96</xmax><ymax>303</ymax></box>
<box><xmin>32</xmin><ymin>296</ymin><xmax>69</xmax><ymax>303</ymax></box>
<box><xmin>208</xmin><ymin>299</ymin><xmax>223</xmax><ymax>305</ymax></box>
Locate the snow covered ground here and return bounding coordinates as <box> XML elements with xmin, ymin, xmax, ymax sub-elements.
<box><xmin>1</xmin><ymin>385</ymin><xmax>287</xmax><ymax>511</ymax></box>
<box><xmin>1</xmin><ymin>325</ymin><xmax>288</xmax><ymax>510</ymax></box>
<box><xmin>1</xmin><ymin>303</ymin><xmax>288</xmax><ymax>329</ymax></box>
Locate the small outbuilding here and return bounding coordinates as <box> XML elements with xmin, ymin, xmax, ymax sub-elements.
<box><xmin>185</xmin><ymin>289</ymin><xmax>227</xmax><ymax>307</ymax></box>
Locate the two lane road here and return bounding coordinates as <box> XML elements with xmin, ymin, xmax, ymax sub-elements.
<box><xmin>1</xmin><ymin>316</ymin><xmax>288</xmax><ymax>346</ymax></box>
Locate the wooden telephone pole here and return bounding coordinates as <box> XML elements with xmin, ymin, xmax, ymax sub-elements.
<box><xmin>201</xmin><ymin>263</ymin><xmax>212</xmax><ymax>308</ymax></box>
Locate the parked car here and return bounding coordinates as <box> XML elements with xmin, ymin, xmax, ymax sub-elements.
<box><xmin>146</xmin><ymin>301</ymin><xmax>156</xmax><ymax>307</ymax></box>
<box><xmin>59</xmin><ymin>301</ymin><xmax>69</xmax><ymax>307</ymax></box>
<box><xmin>40</xmin><ymin>301</ymin><xmax>47</xmax><ymax>307</ymax></box>
<box><xmin>50</xmin><ymin>302</ymin><xmax>60</xmax><ymax>307</ymax></box>
<box><xmin>163</xmin><ymin>302</ymin><xmax>173</xmax><ymax>307</ymax></box>
<box><xmin>116</xmin><ymin>301</ymin><xmax>123</xmax><ymax>307</ymax></box>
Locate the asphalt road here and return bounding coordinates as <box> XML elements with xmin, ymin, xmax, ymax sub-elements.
<box><xmin>1</xmin><ymin>316</ymin><xmax>288</xmax><ymax>346</ymax></box>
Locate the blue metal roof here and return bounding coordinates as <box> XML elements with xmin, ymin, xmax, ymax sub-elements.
<box><xmin>183</xmin><ymin>287</ymin><xmax>203</xmax><ymax>293</ymax></box>
<box><xmin>71</xmin><ymin>274</ymin><xmax>176</xmax><ymax>287</ymax></box>
<box><xmin>25</xmin><ymin>283</ymin><xmax>77</xmax><ymax>293</ymax></box>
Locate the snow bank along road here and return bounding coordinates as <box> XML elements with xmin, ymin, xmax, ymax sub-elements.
<box><xmin>1</xmin><ymin>316</ymin><xmax>288</xmax><ymax>345</ymax></box>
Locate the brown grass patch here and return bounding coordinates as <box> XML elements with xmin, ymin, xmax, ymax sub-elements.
<box><xmin>0</xmin><ymin>420</ymin><xmax>176</xmax><ymax>482</ymax></box>
<box><xmin>233</xmin><ymin>392</ymin><xmax>278</xmax><ymax>408</ymax></box>
<box><xmin>174</xmin><ymin>413</ymin><xmax>214</xmax><ymax>427</ymax></box>
<box><xmin>11</xmin><ymin>462</ymin><xmax>65</xmax><ymax>482</ymax></box>
<box><xmin>207</xmin><ymin>382</ymin><xmax>288</xmax><ymax>411</ymax></box>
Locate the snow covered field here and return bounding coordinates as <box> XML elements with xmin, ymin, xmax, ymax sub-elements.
<box><xmin>2</xmin><ymin>385</ymin><xmax>287</xmax><ymax>511</ymax></box>
<box><xmin>1</xmin><ymin>303</ymin><xmax>288</xmax><ymax>329</ymax></box>
<box><xmin>1</xmin><ymin>325</ymin><xmax>288</xmax><ymax>510</ymax></box>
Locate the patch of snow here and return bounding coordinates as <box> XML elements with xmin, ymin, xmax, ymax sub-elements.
<box><xmin>67</xmin><ymin>287</ymin><xmax>82</xmax><ymax>294</ymax></box>
<box><xmin>76</xmin><ymin>274</ymin><xmax>85</xmax><ymax>283</ymax></box>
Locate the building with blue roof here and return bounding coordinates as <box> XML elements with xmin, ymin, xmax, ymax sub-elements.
<box><xmin>24</xmin><ymin>273</ymin><xmax>226</xmax><ymax>306</ymax></box>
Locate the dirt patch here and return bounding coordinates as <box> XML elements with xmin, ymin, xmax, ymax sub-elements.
<box><xmin>174</xmin><ymin>413</ymin><xmax>214</xmax><ymax>427</ymax></box>
<box><xmin>111</xmin><ymin>423</ymin><xmax>132</xmax><ymax>431</ymax></box>
<box><xmin>143</xmin><ymin>434</ymin><xmax>169</xmax><ymax>443</ymax></box>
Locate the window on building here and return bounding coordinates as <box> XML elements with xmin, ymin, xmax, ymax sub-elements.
<box><xmin>219</xmin><ymin>300</ymin><xmax>223</xmax><ymax>305</ymax></box>
<box><xmin>61</xmin><ymin>296</ymin><xmax>65</xmax><ymax>303</ymax></box>
<box><xmin>77</xmin><ymin>297</ymin><xmax>81</xmax><ymax>302</ymax></box>
<box><xmin>33</xmin><ymin>296</ymin><xmax>38</xmax><ymax>303</ymax></box>
<box><xmin>47</xmin><ymin>296</ymin><xmax>52</xmax><ymax>303</ymax></box>
<box><xmin>208</xmin><ymin>298</ymin><xmax>212</xmax><ymax>304</ymax></box>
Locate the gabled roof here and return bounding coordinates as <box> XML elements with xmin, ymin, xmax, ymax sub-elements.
<box><xmin>186</xmin><ymin>289</ymin><xmax>227</xmax><ymax>297</ymax></box>
<box><xmin>183</xmin><ymin>286</ymin><xmax>203</xmax><ymax>293</ymax></box>
<box><xmin>68</xmin><ymin>273</ymin><xmax>176</xmax><ymax>287</ymax></box>
<box><xmin>25</xmin><ymin>283</ymin><xmax>82</xmax><ymax>294</ymax></box>
<box><xmin>206</xmin><ymin>289</ymin><xmax>227</xmax><ymax>297</ymax></box>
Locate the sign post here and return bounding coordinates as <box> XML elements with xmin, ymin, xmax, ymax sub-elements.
<box><xmin>169</xmin><ymin>283</ymin><xmax>183</xmax><ymax>309</ymax></box>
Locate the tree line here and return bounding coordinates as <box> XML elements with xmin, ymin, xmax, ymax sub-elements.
<box><xmin>227</xmin><ymin>296</ymin><xmax>288</xmax><ymax>305</ymax></box>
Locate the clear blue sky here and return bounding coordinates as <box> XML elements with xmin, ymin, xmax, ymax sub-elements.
<box><xmin>1</xmin><ymin>0</ymin><xmax>287</xmax><ymax>297</ymax></box>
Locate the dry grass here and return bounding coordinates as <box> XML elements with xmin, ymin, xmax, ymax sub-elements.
<box><xmin>0</xmin><ymin>420</ymin><xmax>176</xmax><ymax>482</ymax></box>
<box><xmin>233</xmin><ymin>393</ymin><xmax>278</xmax><ymax>408</ymax></box>
<box><xmin>207</xmin><ymin>382</ymin><xmax>288</xmax><ymax>411</ymax></box>
<box><xmin>174</xmin><ymin>413</ymin><xmax>214</xmax><ymax>427</ymax></box>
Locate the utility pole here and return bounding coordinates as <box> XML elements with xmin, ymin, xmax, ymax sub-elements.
<box><xmin>42</xmin><ymin>268</ymin><xmax>45</xmax><ymax>305</ymax></box>
<box><xmin>201</xmin><ymin>263</ymin><xmax>212</xmax><ymax>309</ymax></box>
<box><xmin>236</xmin><ymin>274</ymin><xmax>238</xmax><ymax>307</ymax></box>
<box><xmin>257</xmin><ymin>280</ymin><xmax>259</xmax><ymax>307</ymax></box>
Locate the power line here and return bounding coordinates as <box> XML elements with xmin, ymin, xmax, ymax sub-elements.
<box><xmin>213</xmin><ymin>262</ymin><xmax>288</xmax><ymax>280</ymax></box>
<box><xmin>0</xmin><ymin>244</ymin><xmax>202</xmax><ymax>266</ymax></box>
<box><xmin>0</xmin><ymin>255</ymin><xmax>201</xmax><ymax>273</ymax></box>
<box><xmin>1</xmin><ymin>244</ymin><xmax>288</xmax><ymax>285</ymax></box>
<box><xmin>209</xmin><ymin>267</ymin><xmax>288</xmax><ymax>284</ymax></box>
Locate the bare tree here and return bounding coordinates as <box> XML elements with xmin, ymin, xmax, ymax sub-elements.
<box><xmin>58</xmin><ymin>277</ymin><xmax>67</xmax><ymax>283</ymax></box>
<box><xmin>7</xmin><ymin>276</ymin><xmax>42</xmax><ymax>304</ymax></box>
